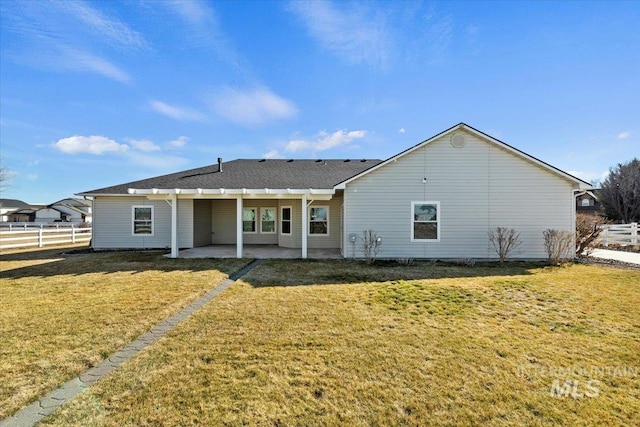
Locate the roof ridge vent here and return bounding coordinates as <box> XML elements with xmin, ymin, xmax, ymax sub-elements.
<box><xmin>287</xmin><ymin>159</ymin><xmax>294</xmax><ymax>162</ymax></box>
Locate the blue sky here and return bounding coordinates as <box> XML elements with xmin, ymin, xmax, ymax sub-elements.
<box><xmin>1</xmin><ymin>0</ymin><xmax>638</xmax><ymax>204</ymax></box>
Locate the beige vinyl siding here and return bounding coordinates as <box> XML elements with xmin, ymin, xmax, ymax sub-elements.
<box><xmin>178</xmin><ymin>199</ymin><xmax>194</xmax><ymax>248</ymax></box>
<box><xmin>93</xmin><ymin>196</ymin><xmax>170</xmax><ymax>249</ymax></box>
<box><xmin>307</xmin><ymin>196</ymin><xmax>342</xmax><ymax>249</ymax></box>
<box><xmin>211</xmin><ymin>200</ymin><xmax>236</xmax><ymax>244</ymax></box>
<box><xmin>93</xmin><ymin>196</ymin><xmax>193</xmax><ymax>250</ymax></box>
<box><xmin>193</xmin><ymin>200</ymin><xmax>212</xmax><ymax>247</ymax></box>
<box><xmin>344</xmin><ymin>131</ymin><xmax>574</xmax><ymax>259</ymax></box>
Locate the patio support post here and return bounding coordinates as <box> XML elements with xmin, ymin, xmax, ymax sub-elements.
<box><xmin>301</xmin><ymin>194</ymin><xmax>308</xmax><ymax>258</ymax></box>
<box><xmin>170</xmin><ymin>194</ymin><xmax>178</xmax><ymax>258</ymax></box>
<box><xmin>236</xmin><ymin>197</ymin><xmax>243</xmax><ymax>258</ymax></box>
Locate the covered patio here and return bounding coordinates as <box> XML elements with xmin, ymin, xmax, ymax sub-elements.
<box><xmin>177</xmin><ymin>245</ymin><xmax>343</xmax><ymax>259</ymax></box>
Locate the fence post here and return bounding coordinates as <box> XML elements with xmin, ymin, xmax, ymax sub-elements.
<box><xmin>602</xmin><ymin>227</ymin><xmax>609</xmax><ymax>247</ymax></box>
<box><xmin>38</xmin><ymin>228</ymin><xmax>43</xmax><ymax>248</ymax></box>
<box><xmin>632</xmin><ymin>223</ymin><xmax>638</xmax><ymax>245</ymax></box>
<box><xmin>71</xmin><ymin>225</ymin><xmax>76</xmax><ymax>243</ymax></box>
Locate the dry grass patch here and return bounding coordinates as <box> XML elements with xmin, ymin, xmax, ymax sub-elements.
<box><xmin>0</xmin><ymin>246</ymin><xmax>249</xmax><ymax>418</ymax></box>
<box><xmin>44</xmin><ymin>261</ymin><xmax>639</xmax><ymax>426</ymax></box>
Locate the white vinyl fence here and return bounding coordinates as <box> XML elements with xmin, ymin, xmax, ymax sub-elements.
<box><xmin>600</xmin><ymin>223</ymin><xmax>638</xmax><ymax>246</ymax></box>
<box><xmin>0</xmin><ymin>224</ymin><xmax>91</xmax><ymax>250</ymax></box>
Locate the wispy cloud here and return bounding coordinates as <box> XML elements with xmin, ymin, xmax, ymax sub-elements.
<box><xmin>617</xmin><ymin>132</ymin><xmax>630</xmax><ymax>139</ymax></box>
<box><xmin>399</xmin><ymin>128</ymin><xmax>406</xmax><ymax>133</ymax></box>
<box><xmin>3</xmin><ymin>1</ymin><xmax>141</xmax><ymax>83</ymax></box>
<box><xmin>285</xmin><ymin>129</ymin><xmax>367</xmax><ymax>153</ymax></box>
<box><xmin>53</xmin><ymin>1</ymin><xmax>148</xmax><ymax>51</ymax></box>
<box><xmin>61</xmin><ymin>48</ymin><xmax>132</xmax><ymax>83</ymax></box>
<box><xmin>149</xmin><ymin>100</ymin><xmax>207</xmax><ymax>122</ymax></box>
<box><xmin>53</xmin><ymin>136</ymin><xmax>129</xmax><ymax>155</ymax></box>
<box><xmin>263</xmin><ymin>150</ymin><xmax>283</xmax><ymax>159</ymax></box>
<box><xmin>209</xmin><ymin>86</ymin><xmax>297</xmax><ymax>126</ymax></box>
<box><xmin>167</xmin><ymin>136</ymin><xmax>189</xmax><ymax>149</ymax></box>
<box><xmin>288</xmin><ymin>1</ymin><xmax>391</xmax><ymax>69</ymax></box>
<box><xmin>162</xmin><ymin>0</ymin><xmax>240</xmax><ymax>66</ymax></box>
<box><xmin>127</xmin><ymin>138</ymin><xmax>161</xmax><ymax>152</ymax></box>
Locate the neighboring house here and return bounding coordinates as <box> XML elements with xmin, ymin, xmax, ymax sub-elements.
<box><xmin>7</xmin><ymin>207</ymin><xmax>43</xmax><ymax>222</ymax></box>
<box><xmin>0</xmin><ymin>199</ymin><xmax>31</xmax><ymax>222</ymax></box>
<box><xmin>78</xmin><ymin>123</ymin><xmax>591</xmax><ymax>260</ymax></box>
<box><xmin>34</xmin><ymin>198</ymin><xmax>92</xmax><ymax>224</ymax></box>
<box><xmin>575</xmin><ymin>190</ymin><xmax>601</xmax><ymax>216</ymax></box>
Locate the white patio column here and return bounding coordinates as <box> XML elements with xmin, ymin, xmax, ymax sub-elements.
<box><xmin>170</xmin><ymin>194</ymin><xmax>178</xmax><ymax>258</ymax></box>
<box><xmin>301</xmin><ymin>194</ymin><xmax>308</xmax><ymax>259</ymax></box>
<box><xmin>236</xmin><ymin>196</ymin><xmax>243</xmax><ymax>258</ymax></box>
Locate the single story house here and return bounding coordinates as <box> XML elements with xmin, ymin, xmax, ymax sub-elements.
<box><xmin>0</xmin><ymin>199</ymin><xmax>31</xmax><ymax>222</ymax></box>
<box><xmin>34</xmin><ymin>198</ymin><xmax>92</xmax><ymax>224</ymax></box>
<box><xmin>78</xmin><ymin>123</ymin><xmax>591</xmax><ymax>259</ymax></box>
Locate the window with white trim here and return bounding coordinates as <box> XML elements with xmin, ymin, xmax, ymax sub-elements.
<box><xmin>309</xmin><ymin>206</ymin><xmax>329</xmax><ymax>235</ymax></box>
<box><xmin>243</xmin><ymin>208</ymin><xmax>256</xmax><ymax>233</ymax></box>
<box><xmin>581</xmin><ymin>198</ymin><xmax>590</xmax><ymax>207</ymax></box>
<box><xmin>261</xmin><ymin>208</ymin><xmax>276</xmax><ymax>233</ymax></box>
<box><xmin>132</xmin><ymin>206</ymin><xmax>154</xmax><ymax>235</ymax></box>
<box><xmin>411</xmin><ymin>201</ymin><xmax>439</xmax><ymax>241</ymax></box>
<box><xmin>281</xmin><ymin>206</ymin><xmax>292</xmax><ymax>235</ymax></box>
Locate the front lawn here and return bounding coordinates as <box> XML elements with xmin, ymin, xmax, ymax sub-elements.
<box><xmin>40</xmin><ymin>260</ymin><xmax>639</xmax><ymax>426</ymax></box>
<box><xmin>0</xmin><ymin>247</ymin><xmax>248</xmax><ymax>419</ymax></box>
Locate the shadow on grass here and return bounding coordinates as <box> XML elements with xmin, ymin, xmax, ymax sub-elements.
<box><xmin>0</xmin><ymin>248</ymin><xmax>253</xmax><ymax>280</ymax></box>
<box><xmin>241</xmin><ymin>258</ymin><xmax>541</xmax><ymax>287</ymax></box>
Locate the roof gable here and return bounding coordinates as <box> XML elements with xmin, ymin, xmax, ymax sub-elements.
<box><xmin>335</xmin><ymin>123</ymin><xmax>592</xmax><ymax>190</ymax></box>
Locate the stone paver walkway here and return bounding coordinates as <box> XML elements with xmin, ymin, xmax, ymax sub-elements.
<box><xmin>1</xmin><ymin>259</ymin><xmax>262</xmax><ymax>427</ymax></box>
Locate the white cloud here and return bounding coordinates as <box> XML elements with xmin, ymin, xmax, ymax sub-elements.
<box><xmin>64</xmin><ymin>49</ymin><xmax>131</xmax><ymax>83</ymax></box>
<box><xmin>53</xmin><ymin>135</ymin><xmax>129</xmax><ymax>155</ymax></box>
<box><xmin>263</xmin><ymin>150</ymin><xmax>283</xmax><ymax>159</ymax></box>
<box><xmin>167</xmin><ymin>136</ymin><xmax>189</xmax><ymax>148</ymax></box>
<box><xmin>209</xmin><ymin>86</ymin><xmax>297</xmax><ymax>126</ymax></box>
<box><xmin>149</xmin><ymin>100</ymin><xmax>206</xmax><ymax>121</ymax></box>
<box><xmin>126</xmin><ymin>151</ymin><xmax>190</xmax><ymax>170</ymax></box>
<box><xmin>567</xmin><ymin>170</ymin><xmax>610</xmax><ymax>185</ymax></box>
<box><xmin>128</xmin><ymin>138</ymin><xmax>161</xmax><ymax>152</ymax></box>
<box><xmin>617</xmin><ymin>132</ymin><xmax>630</xmax><ymax>139</ymax></box>
<box><xmin>27</xmin><ymin>174</ymin><xmax>38</xmax><ymax>181</ymax></box>
<box><xmin>288</xmin><ymin>1</ymin><xmax>391</xmax><ymax>68</ymax></box>
<box><xmin>285</xmin><ymin>129</ymin><xmax>367</xmax><ymax>153</ymax></box>
<box><xmin>399</xmin><ymin>128</ymin><xmax>406</xmax><ymax>133</ymax></box>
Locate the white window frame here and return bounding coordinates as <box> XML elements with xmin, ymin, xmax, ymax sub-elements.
<box><xmin>280</xmin><ymin>206</ymin><xmax>292</xmax><ymax>236</ymax></box>
<box><xmin>242</xmin><ymin>207</ymin><xmax>257</xmax><ymax>234</ymax></box>
<box><xmin>132</xmin><ymin>205</ymin><xmax>154</xmax><ymax>236</ymax></box>
<box><xmin>411</xmin><ymin>201</ymin><xmax>440</xmax><ymax>242</ymax></box>
<box><xmin>260</xmin><ymin>207</ymin><xmax>277</xmax><ymax>234</ymax></box>
<box><xmin>581</xmin><ymin>198</ymin><xmax>590</xmax><ymax>207</ymax></box>
<box><xmin>308</xmin><ymin>205</ymin><xmax>329</xmax><ymax>236</ymax></box>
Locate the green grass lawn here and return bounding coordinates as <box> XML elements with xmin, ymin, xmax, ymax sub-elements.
<box><xmin>0</xmin><ymin>246</ymin><xmax>249</xmax><ymax>419</ymax></box>
<box><xmin>25</xmin><ymin>259</ymin><xmax>640</xmax><ymax>426</ymax></box>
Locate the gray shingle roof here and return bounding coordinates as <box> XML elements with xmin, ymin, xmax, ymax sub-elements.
<box><xmin>79</xmin><ymin>159</ymin><xmax>382</xmax><ymax>195</ymax></box>
<box><xmin>0</xmin><ymin>199</ymin><xmax>31</xmax><ymax>208</ymax></box>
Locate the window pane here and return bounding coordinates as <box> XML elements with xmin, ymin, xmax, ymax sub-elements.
<box><xmin>310</xmin><ymin>221</ymin><xmax>328</xmax><ymax>234</ymax></box>
<box><xmin>414</xmin><ymin>204</ymin><xmax>437</xmax><ymax>221</ymax></box>
<box><xmin>243</xmin><ymin>221</ymin><xmax>255</xmax><ymax>232</ymax></box>
<box><xmin>282</xmin><ymin>221</ymin><xmax>291</xmax><ymax>234</ymax></box>
<box><xmin>414</xmin><ymin>222</ymin><xmax>437</xmax><ymax>240</ymax></box>
<box><xmin>242</xmin><ymin>209</ymin><xmax>255</xmax><ymax>221</ymax></box>
<box><xmin>135</xmin><ymin>207</ymin><xmax>152</xmax><ymax>221</ymax></box>
<box><xmin>134</xmin><ymin>222</ymin><xmax>152</xmax><ymax>234</ymax></box>
<box><xmin>262</xmin><ymin>221</ymin><xmax>275</xmax><ymax>232</ymax></box>
<box><xmin>262</xmin><ymin>209</ymin><xmax>275</xmax><ymax>221</ymax></box>
<box><xmin>310</xmin><ymin>207</ymin><xmax>327</xmax><ymax>220</ymax></box>
<box><xmin>282</xmin><ymin>208</ymin><xmax>291</xmax><ymax>221</ymax></box>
